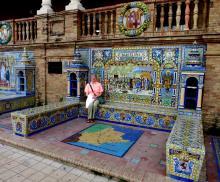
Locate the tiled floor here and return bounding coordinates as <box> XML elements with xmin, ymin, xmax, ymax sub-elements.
<box><xmin>0</xmin><ymin>114</ymin><xmax>218</xmax><ymax>181</ymax></box>
<box><xmin>0</xmin><ymin>143</ymin><xmax>115</xmax><ymax>182</ymax></box>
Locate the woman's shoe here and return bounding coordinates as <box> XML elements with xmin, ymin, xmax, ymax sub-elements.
<box><xmin>86</xmin><ymin>119</ymin><xmax>92</xmax><ymax>123</ymax></box>
<box><xmin>91</xmin><ymin>119</ymin><xmax>95</xmax><ymax>123</ymax></box>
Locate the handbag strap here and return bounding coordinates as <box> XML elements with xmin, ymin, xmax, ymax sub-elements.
<box><xmin>89</xmin><ymin>83</ymin><xmax>96</xmax><ymax>96</ymax></box>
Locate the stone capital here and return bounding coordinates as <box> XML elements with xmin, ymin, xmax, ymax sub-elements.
<box><xmin>37</xmin><ymin>0</ymin><xmax>54</xmax><ymax>15</ymax></box>
<box><xmin>65</xmin><ymin>0</ymin><xmax>85</xmax><ymax>11</ymax></box>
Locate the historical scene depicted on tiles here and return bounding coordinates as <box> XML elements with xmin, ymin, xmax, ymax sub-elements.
<box><xmin>78</xmin><ymin>46</ymin><xmax>181</xmax><ymax>108</ymax></box>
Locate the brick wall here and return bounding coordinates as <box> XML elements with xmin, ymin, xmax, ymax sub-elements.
<box><xmin>207</xmin><ymin>0</ymin><xmax>220</xmax><ymax>33</ymax></box>
<box><xmin>203</xmin><ymin>43</ymin><xmax>220</xmax><ymax>129</ymax></box>
<box><xmin>35</xmin><ymin>46</ymin><xmax>74</xmax><ymax>104</ymax></box>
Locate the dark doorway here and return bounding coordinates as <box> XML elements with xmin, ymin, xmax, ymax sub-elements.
<box><xmin>70</xmin><ymin>73</ymin><xmax>77</xmax><ymax>97</ymax></box>
<box><xmin>184</xmin><ymin>77</ymin><xmax>198</xmax><ymax>110</ymax></box>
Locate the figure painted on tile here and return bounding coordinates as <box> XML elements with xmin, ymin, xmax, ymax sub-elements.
<box><xmin>6</xmin><ymin>67</ymin><xmax>10</xmax><ymax>83</ymax></box>
<box><xmin>0</xmin><ymin>63</ymin><xmax>6</xmax><ymax>81</ymax></box>
<box><xmin>84</xmin><ymin>74</ymin><xmax>104</xmax><ymax>123</ymax></box>
<box><xmin>162</xmin><ymin>70</ymin><xmax>173</xmax><ymax>92</ymax></box>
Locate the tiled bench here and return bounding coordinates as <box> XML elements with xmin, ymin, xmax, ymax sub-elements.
<box><xmin>11</xmin><ymin>101</ymin><xmax>79</xmax><ymax>137</ymax></box>
<box><xmin>166</xmin><ymin>116</ymin><xmax>205</xmax><ymax>181</ymax></box>
<box><xmin>79</xmin><ymin>102</ymin><xmax>177</xmax><ymax>131</ymax></box>
<box><xmin>0</xmin><ymin>95</ymin><xmax>35</xmax><ymax>115</ymax></box>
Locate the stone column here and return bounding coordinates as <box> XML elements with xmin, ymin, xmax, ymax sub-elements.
<box><xmin>185</xmin><ymin>0</ymin><xmax>191</xmax><ymax>31</ymax></box>
<box><xmin>65</xmin><ymin>0</ymin><xmax>85</xmax><ymax>11</ymax></box>
<box><xmin>193</xmin><ymin>0</ymin><xmax>199</xmax><ymax>30</ymax></box>
<box><xmin>196</xmin><ymin>85</ymin><xmax>203</xmax><ymax>110</ymax></box>
<box><xmin>37</xmin><ymin>0</ymin><xmax>54</xmax><ymax>15</ymax></box>
<box><xmin>168</xmin><ymin>3</ymin><xmax>173</xmax><ymax>31</ymax></box>
<box><xmin>160</xmin><ymin>4</ymin><xmax>164</xmax><ymax>32</ymax></box>
<box><xmin>176</xmin><ymin>1</ymin><xmax>181</xmax><ymax>30</ymax></box>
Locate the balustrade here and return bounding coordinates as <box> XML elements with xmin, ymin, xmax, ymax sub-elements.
<box><xmin>0</xmin><ymin>0</ymin><xmax>210</xmax><ymax>45</ymax></box>
<box><xmin>80</xmin><ymin>6</ymin><xmax>116</xmax><ymax>38</ymax></box>
<box><xmin>14</xmin><ymin>18</ymin><xmax>37</xmax><ymax>43</ymax></box>
<box><xmin>155</xmin><ymin>0</ymin><xmax>207</xmax><ymax>32</ymax></box>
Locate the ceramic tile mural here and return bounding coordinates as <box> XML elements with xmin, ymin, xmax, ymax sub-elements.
<box><xmin>11</xmin><ymin>101</ymin><xmax>79</xmax><ymax>136</ymax></box>
<box><xmin>0</xmin><ymin>51</ymin><xmax>34</xmax><ymax>90</ymax></box>
<box><xmin>166</xmin><ymin>117</ymin><xmax>205</xmax><ymax>181</ymax></box>
<box><xmin>78</xmin><ymin>46</ymin><xmax>182</xmax><ymax>107</ymax></box>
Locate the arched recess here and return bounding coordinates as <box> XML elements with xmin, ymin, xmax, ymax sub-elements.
<box><xmin>184</xmin><ymin>77</ymin><xmax>198</xmax><ymax>110</ymax></box>
<box><xmin>70</xmin><ymin>73</ymin><xmax>77</xmax><ymax>97</ymax></box>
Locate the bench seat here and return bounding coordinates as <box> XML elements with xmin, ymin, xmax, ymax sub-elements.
<box><xmin>79</xmin><ymin>102</ymin><xmax>178</xmax><ymax>131</ymax></box>
<box><xmin>11</xmin><ymin>101</ymin><xmax>79</xmax><ymax>137</ymax></box>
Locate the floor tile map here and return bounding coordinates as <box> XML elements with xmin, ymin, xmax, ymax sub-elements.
<box><xmin>62</xmin><ymin>123</ymin><xmax>144</xmax><ymax>157</ymax></box>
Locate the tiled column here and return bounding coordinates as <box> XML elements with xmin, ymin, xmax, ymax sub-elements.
<box><xmin>67</xmin><ymin>74</ymin><xmax>71</xmax><ymax>96</ymax></box>
<box><xmin>196</xmin><ymin>85</ymin><xmax>203</xmax><ymax>111</ymax></box>
<box><xmin>65</xmin><ymin>0</ymin><xmax>85</xmax><ymax>11</ymax></box>
<box><xmin>179</xmin><ymin>84</ymin><xmax>186</xmax><ymax>109</ymax></box>
<box><xmin>37</xmin><ymin>0</ymin><xmax>54</xmax><ymax>15</ymax></box>
<box><xmin>77</xmin><ymin>78</ymin><xmax>80</xmax><ymax>98</ymax></box>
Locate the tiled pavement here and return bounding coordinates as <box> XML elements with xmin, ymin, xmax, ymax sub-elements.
<box><xmin>0</xmin><ymin>144</ymin><xmax>116</xmax><ymax>182</ymax></box>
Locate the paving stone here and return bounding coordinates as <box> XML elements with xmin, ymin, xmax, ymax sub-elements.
<box><xmin>28</xmin><ymin>171</ymin><xmax>46</xmax><ymax>182</ymax></box>
<box><xmin>41</xmin><ymin>166</ymin><xmax>57</xmax><ymax>175</ymax></box>
<box><xmin>22</xmin><ymin>159</ymin><xmax>39</xmax><ymax>167</ymax></box>
<box><xmin>75</xmin><ymin>177</ymin><xmax>90</xmax><ymax>182</ymax></box>
<box><xmin>69</xmin><ymin>168</ymin><xmax>84</xmax><ymax>176</ymax></box>
<box><xmin>3</xmin><ymin>161</ymin><xmax>20</xmax><ymax>169</ymax></box>
<box><xmin>50</xmin><ymin>161</ymin><xmax>63</xmax><ymax>168</ymax></box>
<box><xmin>49</xmin><ymin>169</ymin><xmax>68</xmax><ymax>179</ymax></box>
<box><xmin>58</xmin><ymin>164</ymin><xmax>73</xmax><ymax>173</ymax></box>
<box><xmin>11</xmin><ymin>164</ymin><xmax>28</xmax><ymax>173</ymax></box>
<box><xmin>40</xmin><ymin>176</ymin><xmax>58</xmax><ymax>182</ymax></box>
<box><xmin>0</xmin><ymin>167</ymin><xmax>8</xmax><ymax>174</ymax></box>
<box><xmin>80</xmin><ymin>171</ymin><xmax>96</xmax><ymax>181</ymax></box>
<box><xmin>59</xmin><ymin>173</ymin><xmax>79</xmax><ymax>182</ymax></box>
<box><xmin>0</xmin><ymin>170</ymin><xmax>17</xmax><ymax>180</ymax></box>
<box><xmin>20</xmin><ymin>168</ymin><xmax>38</xmax><ymax>178</ymax></box>
<box><xmin>32</xmin><ymin>162</ymin><xmax>48</xmax><ymax>171</ymax></box>
<box><xmin>41</xmin><ymin>158</ymin><xmax>54</xmax><ymax>165</ymax></box>
<box><xmin>6</xmin><ymin>174</ymin><xmax>26</xmax><ymax>182</ymax></box>
<box><xmin>92</xmin><ymin>175</ymin><xmax>109</xmax><ymax>182</ymax></box>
